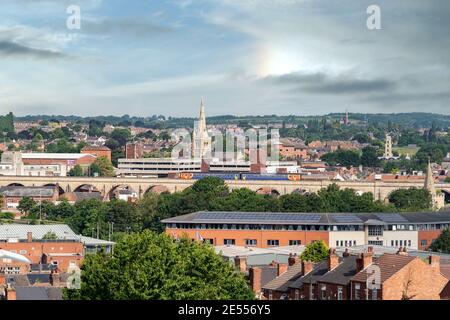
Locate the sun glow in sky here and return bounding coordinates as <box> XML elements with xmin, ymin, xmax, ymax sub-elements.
<box><xmin>0</xmin><ymin>0</ymin><xmax>449</xmax><ymax>116</ymax></box>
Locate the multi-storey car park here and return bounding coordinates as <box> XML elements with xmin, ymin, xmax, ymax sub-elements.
<box><xmin>162</xmin><ymin>211</ymin><xmax>450</xmax><ymax>251</ymax></box>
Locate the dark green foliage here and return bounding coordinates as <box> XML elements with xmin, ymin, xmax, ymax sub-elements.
<box><xmin>300</xmin><ymin>240</ymin><xmax>329</xmax><ymax>262</ymax></box>
<box><xmin>388</xmin><ymin>188</ymin><xmax>432</xmax><ymax>211</ymax></box>
<box><xmin>429</xmin><ymin>229</ymin><xmax>450</xmax><ymax>254</ymax></box>
<box><xmin>64</xmin><ymin>231</ymin><xmax>254</xmax><ymax>300</ymax></box>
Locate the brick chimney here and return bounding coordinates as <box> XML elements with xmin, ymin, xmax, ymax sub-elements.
<box><xmin>277</xmin><ymin>263</ymin><xmax>288</xmax><ymax>276</ymax></box>
<box><xmin>249</xmin><ymin>267</ymin><xmax>262</xmax><ymax>294</ymax></box>
<box><xmin>343</xmin><ymin>248</ymin><xmax>350</xmax><ymax>257</ymax></box>
<box><xmin>301</xmin><ymin>260</ymin><xmax>314</xmax><ymax>276</ymax></box>
<box><xmin>50</xmin><ymin>268</ymin><xmax>61</xmax><ymax>287</ymax></box>
<box><xmin>27</xmin><ymin>232</ymin><xmax>32</xmax><ymax>243</ymax></box>
<box><xmin>288</xmin><ymin>253</ymin><xmax>300</xmax><ymax>266</ymax></box>
<box><xmin>234</xmin><ymin>256</ymin><xmax>247</xmax><ymax>273</ymax></box>
<box><xmin>6</xmin><ymin>284</ymin><xmax>16</xmax><ymax>300</ymax></box>
<box><xmin>327</xmin><ymin>248</ymin><xmax>339</xmax><ymax>271</ymax></box>
<box><xmin>397</xmin><ymin>246</ymin><xmax>408</xmax><ymax>256</ymax></box>
<box><xmin>356</xmin><ymin>248</ymin><xmax>373</xmax><ymax>272</ymax></box>
<box><xmin>429</xmin><ymin>255</ymin><xmax>440</xmax><ymax>269</ymax></box>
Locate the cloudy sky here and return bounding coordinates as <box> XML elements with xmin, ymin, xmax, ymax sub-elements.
<box><xmin>0</xmin><ymin>0</ymin><xmax>449</xmax><ymax>117</ymax></box>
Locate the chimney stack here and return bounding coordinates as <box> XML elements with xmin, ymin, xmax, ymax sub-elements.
<box><xmin>27</xmin><ymin>232</ymin><xmax>32</xmax><ymax>243</ymax></box>
<box><xmin>301</xmin><ymin>260</ymin><xmax>314</xmax><ymax>276</ymax></box>
<box><xmin>50</xmin><ymin>268</ymin><xmax>61</xmax><ymax>287</ymax></box>
<box><xmin>277</xmin><ymin>263</ymin><xmax>289</xmax><ymax>276</ymax></box>
<box><xmin>288</xmin><ymin>253</ymin><xmax>300</xmax><ymax>266</ymax></box>
<box><xmin>343</xmin><ymin>248</ymin><xmax>350</xmax><ymax>257</ymax></box>
<box><xmin>6</xmin><ymin>284</ymin><xmax>16</xmax><ymax>301</ymax></box>
<box><xmin>356</xmin><ymin>248</ymin><xmax>373</xmax><ymax>272</ymax></box>
<box><xmin>234</xmin><ymin>256</ymin><xmax>247</xmax><ymax>273</ymax></box>
<box><xmin>249</xmin><ymin>267</ymin><xmax>262</xmax><ymax>294</ymax></box>
<box><xmin>327</xmin><ymin>248</ymin><xmax>339</xmax><ymax>271</ymax></box>
<box><xmin>429</xmin><ymin>255</ymin><xmax>440</xmax><ymax>269</ymax></box>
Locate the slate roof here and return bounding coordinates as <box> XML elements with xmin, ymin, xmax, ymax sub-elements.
<box><xmin>317</xmin><ymin>256</ymin><xmax>358</xmax><ymax>286</ymax></box>
<box><xmin>263</xmin><ymin>263</ymin><xmax>303</xmax><ymax>292</ymax></box>
<box><xmin>15</xmin><ymin>286</ymin><xmax>62</xmax><ymax>300</ymax></box>
<box><xmin>162</xmin><ymin>211</ymin><xmax>450</xmax><ymax>225</ymax></box>
<box><xmin>0</xmin><ymin>186</ymin><xmax>56</xmax><ymax>197</ymax></box>
<box><xmin>289</xmin><ymin>260</ymin><xmax>329</xmax><ymax>289</ymax></box>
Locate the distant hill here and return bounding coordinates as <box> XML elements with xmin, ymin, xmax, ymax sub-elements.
<box><xmin>12</xmin><ymin>112</ymin><xmax>450</xmax><ymax>129</ymax></box>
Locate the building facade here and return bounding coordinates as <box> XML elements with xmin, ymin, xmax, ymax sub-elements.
<box><xmin>162</xmin><ymin>211</ymin><xmax>450</xmax><ymax>251</ymax></box>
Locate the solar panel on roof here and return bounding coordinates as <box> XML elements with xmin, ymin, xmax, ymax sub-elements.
<box><xmin>332</xmin><ymin>215</ymin><xmax>362</xmax><ymax>223</ymax></box>
<box><xmin>375</xmin><ymin>213</ymin><xmax>408</xmax><ymax>223</ymax></box>
<box><xmin>196</xmin><ymin>212</ymin><xmax>321</xmax><ymax>222</ymax></box>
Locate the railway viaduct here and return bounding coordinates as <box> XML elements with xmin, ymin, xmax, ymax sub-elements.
<box><xmin>0</xmin><ymin>176</ymin><xmax>449</xmax><ymax>202</ymax></box>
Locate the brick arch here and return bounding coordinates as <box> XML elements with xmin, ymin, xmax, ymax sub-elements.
<box><xmin>73</xmin><ymin>184</ymin><xmax>100</xmax><ymax>193</ymax></box>
<box><xmin>145</xmin><ymin>185</ymin><xmax>170</xmax><ymax>195</ymax></box>
<box><xmin>7</xmin><ymin>183</ymin><xmax>24</xmax><ymax>187</ymax></box>
<box><xmin>256</xmin><ymin>187</ymin><xmax>280</xmax><ymax>197</ymax></box>
<box><xmin>108</xmin><ymin>184</ymin><xmax>137</xmax><ymax>200</ymax></box>
<box><xmin>292</xmin><ymin>188</ymin><xmax>308</xmax><ymax>195</ymax></box>
<box><xmin>43</xmin><ymin>183</ymin><xmax>65</xmax><ymax>196</ymax></box>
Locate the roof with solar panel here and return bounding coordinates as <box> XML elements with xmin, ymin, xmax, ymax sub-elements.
<box><xmin>162</xmin><ymin>211</ymin><xmax>450</xmax><ymax>225</ymax></box>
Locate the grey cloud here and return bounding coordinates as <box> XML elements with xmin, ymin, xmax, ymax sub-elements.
<box><xmin>261</xmin><ymin>72</ymin><xmax>396</xmax><ymax>95</ymax></box>
<box><xmin>82</xmin><ymin>18</ymin><xmax>172</xmax><ymax>37</ymax></box>
<box><xmin>0</xmin><ymin>40</ymin><xmax>66</xmax><ymax>59</ymax></box>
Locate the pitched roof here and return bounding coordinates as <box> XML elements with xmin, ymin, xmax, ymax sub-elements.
<box><xmin>0</xmin><ymin>186</ymin><xmax>57</xmax><ymax>197</ymax></box>
<box><xmin>289</xmin><ymin>260</ymin><xmax>329</xmax><ymax>289</ymax></box>
<box><xmin>351</xmin><ymin>254</ymin><xmax>416</xmax><ymax>283</ymax></box>
<box><xmin>318</xmin><ymin>255</ymin><xmax>358</xmax><ymax>285</ymax></box>
<box><xmin>81</xmin><ymin>146</ymin><xmax>111</xmax><ymax>151</ymax></box>
<box><xmin>15</xmin><ymin>286</ymin><xmax>62</xmax><ymax>300</ymax></box>
<box><xmin>0</xmin><ymin>224</ymin><xmax>78</xmax><ymax>241</ymax></box>
<box><xmin>263</xmin><ymin>263</ymin><xmax>303</xmax><ymax>292</ymax></box>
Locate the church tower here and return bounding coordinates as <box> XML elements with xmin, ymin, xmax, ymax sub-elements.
<box><xmin>192</xmin><ymin>98</ymin><xmax>211</xmax><ymax>159</ymax></box>
<box><xmin>383</xmin><ymin>134</ymin><xmax>393</xmax><ymax>159</ymax></box>
<box><xmin>424</xmin><ymin>159</ymin><xmax>444</xmax><ymax>210</ymax></box>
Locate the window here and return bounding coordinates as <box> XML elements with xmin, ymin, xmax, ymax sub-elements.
<box><xmin>289</xmin><ymin>240</ymin><xmax>301</xmax><ymax>245</ymax></box>
<box><xmin>224</xmin><ymin>239</ymin><xmax>235</xmax><ymax>245</ymax></box>
<box><xmin>368</xmin><ymin>226</ymin><xmax>383</xmax><ymax>236</ymax></box>
<box><xmin>337</xmin><ymin>287</ymin><xmax>343</xmax><ymax>300</ymax></box>
<box><xmin>354</xmin><ymin>283</ymin><xmax>360</xmax><ymax>300</ymax></box>
<box><xmin>368</xmin><ymin>240</ymin><xmax>383</xmax><ymax>246</ymax></box>
<box><xmin>295</xmin><ymin>289</ymin><xmax>300</xmax><ymax>300</ymax></box>
<box><xmin>408</xmin><ymin>240</ymin><xmax>411</xmax><ymax>247</ymax></box>
<box><xmin>203</xmin><ymin>239</ymin><xmax>214</xmax><ymax>245</ymax></box>
<box><xmin>421</xmin><ymin>239</ymin><xmax>427</xmax><ymax>246</ymax></box>
<box><xmin>246</xmin><ymin>239</ymin><xmax>257</xmax><ymax>246</ymax></box>
<box><xmin>268</xmin><ymin>290</ymin><xmax>273</xmax><ymax>300</ymax></box>
<box><xmin>321</xmin><ymin>285</ymin><xmax>326</xmax><ymax>300</ymax></box>
<box><xmin>391</xmin><ymin>240</ymin><xmax>394</xmax><ymax>247</ymax></box>
<box><xmin>336</xmin><ymin>240</ymin><xmax>339</xmax><ymax>247</ymax></box>
<box><xmin>372</xmin><ymin>288</ymin><xmax>378</xmax><ymax>300</ymax></box>
<box><xmin>353</xmin><ymin>240</ymin><xmax>357</xmax><ymax>246</ymax></box>
<box><xmin>267</xmin><ymin>240</ymin><xmax>279</xmax><ymax>246</ymax></box>
<box><xmin>19</xmin><ymin>250</ymin><xmax>27</xmax><ymax>254</ymax></box>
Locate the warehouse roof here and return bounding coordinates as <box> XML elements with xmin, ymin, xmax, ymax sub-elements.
<box><xmin>0</xmin><ymin>224</ymin><xmax>78</xmax><ymax>240</ymax></box>
<box><xmin>21</xmin><ymin>153</ymin><xmax>95</xmax><ymax>160</ymax></box>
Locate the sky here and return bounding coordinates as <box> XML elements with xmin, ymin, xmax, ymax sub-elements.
<box><xmin>0</xmin><ymin>0</ymin><xmax>449</xmax><ymax>117</ymax></box>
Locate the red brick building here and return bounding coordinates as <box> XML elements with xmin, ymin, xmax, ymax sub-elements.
<box><xmin>81</xmin><ymin>145</ymin><xmax>112</xmax><ymax>161</ymax></box>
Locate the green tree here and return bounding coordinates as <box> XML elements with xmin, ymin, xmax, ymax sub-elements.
<box><xmin>17</xmin><ymin>197</ymin><xmax>37</xmax><ymax>214</ymax></box>
<box><xmin>361</xmin><ymin>146</ymin><xmax>380</xmax><ymax>167</ymax></box>
<box><xmin>300</xmin><ymin>240</ymin><xmax>329</xmax><ymax>263</ymax></box>
<box><xmin>64</xmin><ymin>231</ymin><xmax>254</xmax><ymax>300</ymax></box>
<box><xmin>429</xmin><ymin>229</ymin><xmax>450</xmax><ymax>254</ymax></box>
<box><xmin>388</xmin><ymin>188</ymin><xmax>432</xmax><ymax>211</ymax></box>
<box><xmin>68</xmin><ymin>164</ymin><xmax>84</xmax><ymax>177</ymax></box>
<box><xmin>42</xmin><ymin>231</ymin><xmax>58</xmax><ymax>240</ymax></box>
<box><xmin>90</xmin><ymin>156</ymin><xmax>115</xmax><ymax>177</ymax></box>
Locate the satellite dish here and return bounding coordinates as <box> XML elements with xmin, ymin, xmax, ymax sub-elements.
<box><xmin>0</xmin><ymin>249</ymin><xmax>31</xmax><ymax>263</ymax></box>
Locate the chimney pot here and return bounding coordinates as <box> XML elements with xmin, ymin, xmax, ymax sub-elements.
<box><xmin>27</xmin><ymin>232</ymin><xmax>32</xmax><ymax>243</ymax></box>
<box><xmin>328</xmin><ymin>248</ymin><xmax>339</xmax><ymax>271</ymax></box>
<box><xmin>429</xmin><ymin>255</ymin><xmax>440</xmax><ymax>268</ymax></box>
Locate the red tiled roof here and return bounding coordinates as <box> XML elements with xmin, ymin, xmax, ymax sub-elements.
<box><xmin>351</xmin><ymin>254</ymin><xmax>415</xmax><ymax>283</ymax></box>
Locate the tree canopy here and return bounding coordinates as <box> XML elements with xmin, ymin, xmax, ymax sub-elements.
<box><xmin>64</xmin><ymin>231</ymin><xmax>254</xmax><ymax>300</ymax></box>
<box><xmin>300</xmin><ymin>240</ymin><xmax>329</xmax><ymax>262</ymax></box>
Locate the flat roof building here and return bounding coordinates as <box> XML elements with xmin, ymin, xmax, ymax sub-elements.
<box><xmin>163</xmin><ymin>211</ymin><xmax>450</xmax><ymax>251</ymax></box>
